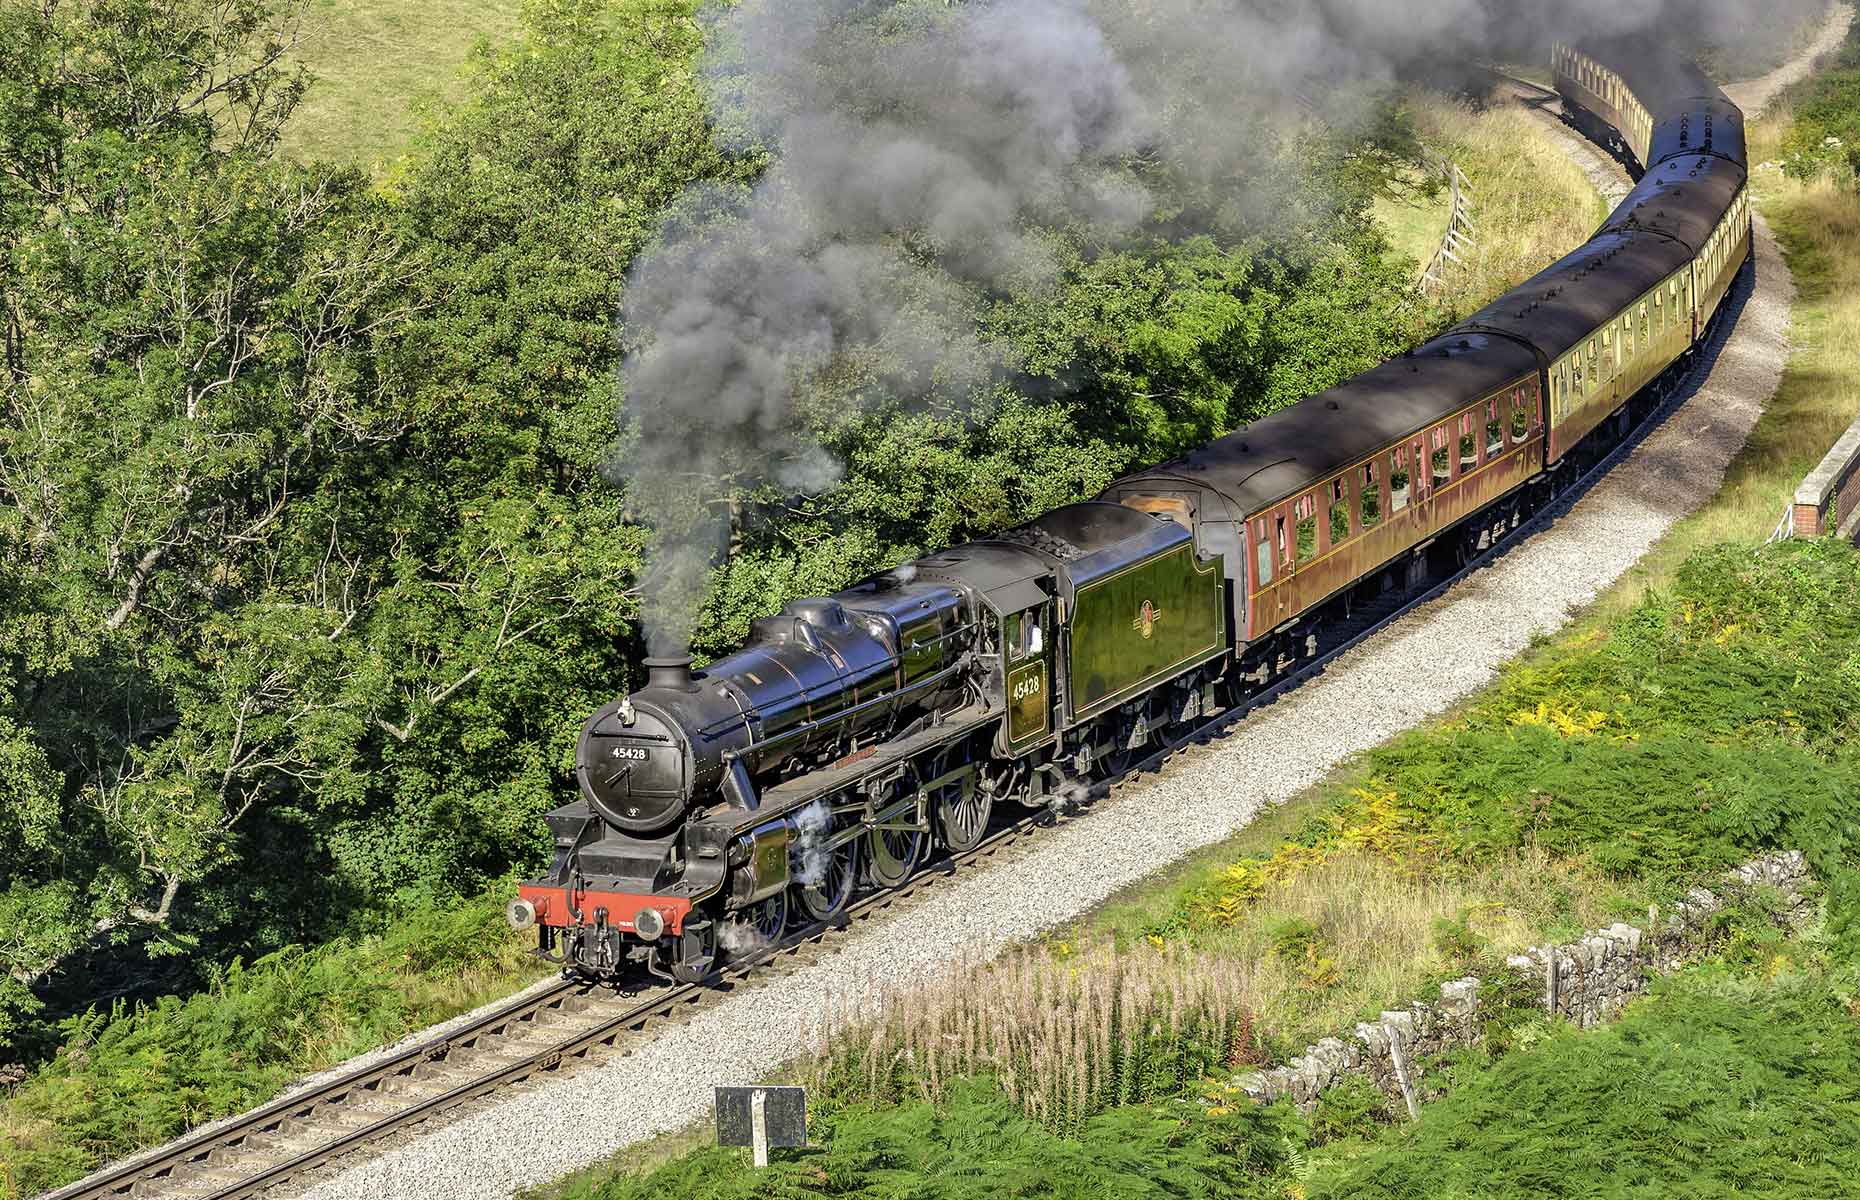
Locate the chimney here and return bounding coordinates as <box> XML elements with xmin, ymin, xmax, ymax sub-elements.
<box><xmin>643</xmin><ymin>655</ymin><xmax>697</xmax><ymax>692</ymax></box>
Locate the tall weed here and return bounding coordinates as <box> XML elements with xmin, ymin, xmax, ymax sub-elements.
<box><xmin>807</xmin><ymin>947</ymin><xmax>1258</xmax><ymax>1135</ymax></box>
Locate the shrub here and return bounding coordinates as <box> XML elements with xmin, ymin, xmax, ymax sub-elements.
<box><xmin>1305</xmin><ymin>970</ymin><xmax>1860</xmax><ymax>1198</ymax></box>
<box><xmin>0</xmin><ymin>892</ymin><xmax>545</xmax><ymax>1196</ymax></box>
<box><xmin>559</xmin><ymin>1078</ymin><xmax>1300</xmax><ymax>1200</ymax></box>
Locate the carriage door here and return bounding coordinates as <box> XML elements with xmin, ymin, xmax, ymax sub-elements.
<box><xmin>1003</xmin><ymin>600</ymin><xmax>1054</xmax><ymax>751</ymax></box>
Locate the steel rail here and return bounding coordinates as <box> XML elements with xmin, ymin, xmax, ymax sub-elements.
<box><xmin>36</xmin><ymin>974</ymin><xmax>594</xmax><ymax>1200</ymax></box>
<box><xmin>42</xmin><ymin>796</ymin><xmax>1065</xmax><ymax>1200</ymax></box>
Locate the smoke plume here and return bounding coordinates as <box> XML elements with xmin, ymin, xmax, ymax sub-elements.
<box><xmin>615</xmin><ymin>0</ymin><xmax>1820</xmax><ymax>656</ymax></box>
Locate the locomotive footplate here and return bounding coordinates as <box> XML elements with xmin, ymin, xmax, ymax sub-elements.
<box><xmin>736</xmin><ymin>703</ymin><xmax>995</xmax><ymax>829</ymax></box>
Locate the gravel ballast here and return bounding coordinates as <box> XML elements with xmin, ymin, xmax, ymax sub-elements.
<box><xmin>300</xmin><ymin>64</ymin><xmax>1806</xmax><ymax>1200</ymax></box>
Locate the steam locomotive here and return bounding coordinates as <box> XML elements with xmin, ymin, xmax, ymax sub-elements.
<box><xmin>510</xmin><ymin>40</ymin><xmax>1753</xmax><ymax>983</ymax></box>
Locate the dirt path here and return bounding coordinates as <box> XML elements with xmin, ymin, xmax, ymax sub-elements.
<box><xmin>1727</xmin><ymin>3</ymin><xmax>1855</xmax><ymax>117</ymax></box>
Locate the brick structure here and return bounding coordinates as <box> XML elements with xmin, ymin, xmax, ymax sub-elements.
<box><xmin>1790</xmin><ymin>415</ymin><xmax>1860</xmax><ymax>540</ymax></box>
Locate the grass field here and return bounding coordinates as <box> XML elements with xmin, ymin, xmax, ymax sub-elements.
<box><xmin>280</xmin><ymin>0</ymin><xmax>525</xmax><ymax>167</ymax></box>
<box><xmin>1371</xmin><ymin>89</ymin><xmax>1601</xmax><ymax>318</ymax></box>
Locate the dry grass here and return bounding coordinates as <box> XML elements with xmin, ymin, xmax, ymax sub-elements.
<box><xmin>1406</xmin><ymin>91</ymin><xmax>1605</xmax><ymax>316</ymax></box>
<box><xmin>805</xmin><ymin>845</ymin><xmax>1633</xmax><ymax>1134</ymax></box>
<box><xmin>280</xmin><ymin>0</ymin><xmax>524</xmax><ymax>168</ymax></box>
<box><xmin>1128</xmin><ymin>848</ymin><xmax>1627</xmax><ymax>1047</ymax></box>
<box><xmin>1588</xmin><ymin>103</ymin><xmax>1860</xmax><ymax>616</ymax></box>
<box><xmin>807</xmin><ymin>945</ymin><xmax>1258</xmax><ymax>1133</ymax></box>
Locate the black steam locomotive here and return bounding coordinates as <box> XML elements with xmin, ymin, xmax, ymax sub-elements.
<box><xmin>512</xmin><ymin>39</ymin><xmax>1753</xmax><ymax>983</ymax></box>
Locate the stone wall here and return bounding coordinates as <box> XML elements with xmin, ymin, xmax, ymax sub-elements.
<box><xmin>1229</xmin><ymin>851</ymin><xmax>1815</xmax><ymax>1114</ymax></box>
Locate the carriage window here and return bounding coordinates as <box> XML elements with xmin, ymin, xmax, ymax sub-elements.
<box><xmin>1486</xmin><ymin>400</ymin><xmax>1504</xmax><ymax>456</ymax></box>
<box><xmin>1255</xmin><ymin>519</ymin><xmax>1273</xmax><ymax>586</ymax></box>
<box><xmin>1431</xmin><ymin>429</ymin><xmax>1451</xmax><ymax>490</ymax></box>
<box><xmin>1389</xmin><ymin>448</ymin><xmax>1411</xmax><ymax>513</ymax></box>
<box><xmin>1511</xmin><ymin>389</ymin><xmax>1530</xmax><ymax>442</ymax></box>
<box><xmin>1329</xmin><ymin>479</ymin><xmax>1350</xmax><ymax>546</ymax></box>
<box><xmin>1295</xmin><ymin>494</ymin><xmax>1318</xmax><ymax>563</ymax></box>
<box><xmin>1361</xmin><ymin>461</ymin><xmax>1382</xmax><ymax>528</ymax></box>
<box><xmin>1277</xmin><ymin>514</ymin><xmax>1290</xmax><ymax>565</ymax></box>
<box><xmin>1459</xmin><ymin>413</ymin><xmax>1477</xmax><ymax>469</ymax></box>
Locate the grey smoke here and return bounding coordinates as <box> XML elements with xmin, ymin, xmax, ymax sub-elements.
<box><xmin>615</xmin><ymin>0</ymin><xmax>1818</xmax><ymax>657</ymax></box>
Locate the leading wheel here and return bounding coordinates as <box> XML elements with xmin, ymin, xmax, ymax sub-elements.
<box><xmin>668</xmin><ymin>921</ymin><xmax>717</xmax><ymax>984</ymax></box>
<box><xmin>724</xmin><ymin>891</ymin><xmax>788</xmax><ymax>961</ymax></box>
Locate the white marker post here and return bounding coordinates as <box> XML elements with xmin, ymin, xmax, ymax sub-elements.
<box><xmin>750</xmin><ymin>1088</ymin><xmax>769</xmax><ymax>1169</ymax></box>
<box><xmin>715</xmin><ymin>1083</ymin><xmax>805</xmax><ymax>1166</ymax></box>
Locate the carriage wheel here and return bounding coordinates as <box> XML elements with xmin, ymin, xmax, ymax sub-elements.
<box><xmin>793</xmin><ymin>829</ymin><xmax>858</xmax><ymax>923</ymax></box>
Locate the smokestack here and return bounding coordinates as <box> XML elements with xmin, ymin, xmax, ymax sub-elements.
<box><xmin>643</xmin><ymin>655</ymin><xmax>698</xmax><ymax>692</ymax></box>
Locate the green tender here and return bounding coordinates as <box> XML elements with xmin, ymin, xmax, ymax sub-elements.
<box><xmin>1067</xmin><ymin>544</ymin><xmax>1225</xmax><ymax>721</ymax></box>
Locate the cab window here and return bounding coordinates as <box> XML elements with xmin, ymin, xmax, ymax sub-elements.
<box><xmin>1004</xmin><ymin>611</ymin><xmax>1024</xmax><ymax>661</ymax></box>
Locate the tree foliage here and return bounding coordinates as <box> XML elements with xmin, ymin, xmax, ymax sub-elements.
<box><xmin>0</xmin><ymin>0</ymin><xmax>1438</xmax><ymax>1058</ymax></box>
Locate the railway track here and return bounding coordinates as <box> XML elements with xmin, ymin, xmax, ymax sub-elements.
<box><xmin>40</xmin><ymin>792</ymin><xmax>1073</xmax><ymax>1200</ymax></box>
<box><xmin>45</xmin><ymin>238</ymin><xmax>1755</xmax><ymax>1200</ymax></box>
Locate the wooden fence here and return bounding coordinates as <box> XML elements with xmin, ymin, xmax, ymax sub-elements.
<box><xmin>1418</xmin><ymin>159</ymin><xmax>1477</xmax><ymax>296</ymax></box>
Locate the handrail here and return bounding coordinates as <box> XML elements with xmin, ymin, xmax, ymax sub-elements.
<box><xmin>720</xmin><ymin>660</ymin><xmax>970</xmax><ymax>764</ymax></box>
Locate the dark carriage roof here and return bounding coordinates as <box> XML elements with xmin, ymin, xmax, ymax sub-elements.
<box><xmin>1578</xmin><ymin>36</ymin><xmax>1747</xmax><ymax>167</ymax></box>
<box><xmin>1647</xmin><ymin>95</ymin><xmax>1745</xmax><ymax>168</ymax></box>
<box><xmin>1097</xmin><ymin>39</ymin><xmax>1740</xmax><ymax>526</ymax></box>
<box><xmin>1106</xmin><ymin>330</ymin><xmax>1538</xmax><ymax>519</ymax></box>
<box><xmin>1602</xmin><ymin>152</ymin><xmax>1745</xmax><ymax>252</ymax></box>
<box><xmin>1454</xmin><ymin>229</ymin><xmax>1694</xmax><ymax>365</ymax></box>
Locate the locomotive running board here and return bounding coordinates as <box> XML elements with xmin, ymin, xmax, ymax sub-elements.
<box><xmin>714</xmin><ymin>705</ymin><xmax>997</xmax><ymax>834</ymax></box>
